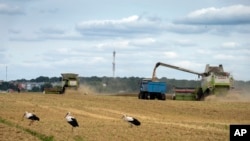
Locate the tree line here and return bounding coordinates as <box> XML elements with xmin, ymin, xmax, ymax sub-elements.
<box><xmin>1</xmin><ymin>76</ymin><xmax>250</xmax><ymax>93</ymax></box>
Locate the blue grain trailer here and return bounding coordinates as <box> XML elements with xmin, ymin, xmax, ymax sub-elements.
<box><xmin>138</xmin><ymin>79</ymin><xmax>167</xmax><ymax>100</ymax></box>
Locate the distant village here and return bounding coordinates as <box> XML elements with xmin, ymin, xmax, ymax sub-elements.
<box><xmin>0</xmin><ymin>76</ymin><xmax>62</xmax><ymax>93</ymax></box>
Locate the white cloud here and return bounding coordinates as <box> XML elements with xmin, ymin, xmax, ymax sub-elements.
<box><xmin>213</xmin><ymin>54</ymin><xmax>235</xmax><ymax>60</ymax></box>
<box><xmin>166</xmin><ymin>23</ymin><xmax>208</xmax><ymax>34</ymax></box>
<box><xmin>38</xmin><ymin>27</ymin><xmax>66</xmax><ymax>34</ymax></box>
<box><xmin>10</xmin><ymin>27</ymin><xmax>82</xmax><ymax>41</ymax></box>
<box><xmin>196</xmin><ymin>49</ymin><xmax>211</xmax><ymax>55</ymax></box>
<box><xmin>221</xmin><ymin>42</ymin><xmax>239</xmax><ymax>48</ymax></box>
<box><xmin>96</xmin><ymin>40</ymin><xmax>130</xmax><ymax>50</ymax></box>
<box><xmin>174</xmin><ymin>39</ymin><xmax>196</xmax><ymax>46</ymax></box>
<box><xmin>163</xmin><ymin>51</ymin><xmax>178</xmax><ymax>59</ymax></box>
<box><xmin>79</xmin><ymin>15</ymin><xmax>139</xmax><ymax>26</ymax></box>
<box><xmin>75</xmin><ymin>15</ymin><xmax>162</xmax><ymax>37</ymax></box>
<box><xmin>0</xmin><ymin>3</ymin><xmax>24</xmax><ymax>15</ymax></box>
<box><xmin>129</xmin><ymin>38</ymin><xmax>156</xmax><ymax>46</ymax></box>
<box><xmin>175</xmin><ymin>5</ymin><xmax>250</xmax><ymax>25</ymax></box>
<box><xmin>94</xmin><ymin>38</ymin><xmax>156</xmax><ymax>51</ymax></box>
<box><xmin>117</xmin><ymin>15</ymin><xmax>139</xmax><ymax>23</ymax></box>
<box><xmin>8</xmin><ymin>28</ymin><xmax>21</xmax><ymax>34</ymax></box>
<box><xmin>89</xmin><ymin>57</ymin><xmax>106</xmax><ymax>64</ymax></box>
<box><xmin>176</xmin><ymin>61</ymin><xmax>202</xmax><ymax>69</ymax></box>
<box><xmin>57</xmin><ymin>47</ymin><xmax>72</xmax><ymax>54</ymax></box>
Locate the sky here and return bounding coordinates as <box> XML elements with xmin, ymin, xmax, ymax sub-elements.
<box><xmin>0</xmin><ymin>0</ymin><xmax>250</xmax><ymax>81</ymax></box>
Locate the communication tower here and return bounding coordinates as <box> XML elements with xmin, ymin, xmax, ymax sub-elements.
<box><xmin>112</xmin><ymin>50</ymin><xmax>116</xmax><ymax>78</ymax></box>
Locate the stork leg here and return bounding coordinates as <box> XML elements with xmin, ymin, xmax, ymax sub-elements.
<box><xmin>29</xmin><ymin>120</ymin><xmax>34</xmax><ymax>126</ymax></box>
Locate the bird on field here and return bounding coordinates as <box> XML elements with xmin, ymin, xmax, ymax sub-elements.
<box><xmin>22</xmin><ymin>111</ymin><xmax>40</xmax><ymax>126</ymax></box>
<box><xmin>121</xmin><ymin>114</ymin><xmax>141</xmax><ymax>127</ymax></box>
<box><xmin>65</xmin><ymin>112</ymin><xmax>79</xmax><ymax>132</ymax></box>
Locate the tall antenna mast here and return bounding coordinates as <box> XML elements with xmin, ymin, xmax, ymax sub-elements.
<box><xmin>112</xmin><ymin>49</ymin><xmax>116</xmax><ymax>78</ymax></box>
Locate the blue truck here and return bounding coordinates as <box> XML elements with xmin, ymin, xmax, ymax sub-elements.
<box><xmin>138</xmin><ymin>79</ymin><xmax>167</xmax><ymax>100</ymax></box>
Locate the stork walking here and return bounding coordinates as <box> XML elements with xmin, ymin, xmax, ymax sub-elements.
<box><xmin>65</xmin><ymin>112</ymin><xmax>79</xmax><ymax>132</ymax></box>
<box><xmin>22</xmin><ymin>111</ymin><xmax>40</xmax><ymax>126</ymax></box>
<box><xmin>122</xmin><ymin>114</ymin><xmax>141</xmax><ymax>127</ymax></box>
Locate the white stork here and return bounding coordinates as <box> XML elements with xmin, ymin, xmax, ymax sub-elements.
<box><xmin>122</xmin><ymin>114</ymin><xmax>141</xmax><ymax>127</ymax></box>
<box><xmin>22</xmin><ymin>111</ymin><xmax>40</xmax><ymax>126</ymax></box>
<box><xmin>65</xmin><ymin>112</ymin><xmax>79</xmax><ymax>131</ymax></box>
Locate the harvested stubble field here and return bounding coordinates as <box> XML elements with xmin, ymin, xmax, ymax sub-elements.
<box><xmin>0</xmin><ymin>90</ymin><xmax>250</xmax><ymax>141</ymax></box>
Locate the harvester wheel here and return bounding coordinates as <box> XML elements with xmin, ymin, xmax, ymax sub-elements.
<box><xmin>200</xmin><ymin>94</ymin><xmax>205</xmax><ymax>101</ymax></box>
<box><xmin>200</xmin><ymin>90</ymin><xmax>209</xmax><ymax>101</ymax></box>
<box><xmin>196</xmin><ymin>88</ymin><xmax>203</xmax><ymax>100</ymax></box>
<box><xmin>203</xmin><ymin>89</ymin><xmax>211</xmax><ymax>99</ymax></box>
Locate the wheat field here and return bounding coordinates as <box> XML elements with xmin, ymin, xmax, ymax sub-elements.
<box><xmin>0</xmin><ymin>89</ymin><xmax>250</xmax><ymax>141</ymax></box>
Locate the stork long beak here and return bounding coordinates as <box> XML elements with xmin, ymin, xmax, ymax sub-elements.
<box><xmin>64</xmin><ymin>113</ymin><xmax>68</xmax><ymax>118</ymax></box>
<box><xmin>21</xmin><ymin>113</ymin><xmax>25</xmax><ymax>121</ymax></box>
<box><xmin>121</xmin><ymin>114</ymin><xmax>126</xmax><ymax>119</ymax></box>
<box><xmin>65</xmin><ymin>112</ymin><xmax>70</xmax><ymax>118</ymax></box>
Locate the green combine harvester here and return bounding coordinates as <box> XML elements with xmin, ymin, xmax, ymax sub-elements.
<box><xmin>152</xmin><ymin>62</ymin><xmax>234</xmax><ymax>101</ymax></box>
<box><xmin>44</xmin><ymin>73</ymin><xmax>79</xmax><ymax>94</ymax></box>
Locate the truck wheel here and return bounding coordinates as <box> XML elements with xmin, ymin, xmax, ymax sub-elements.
<box><xmin>138</xmin><ymin>93</ymin><xmax>142</xmax><ymax>99</ymax></box>
<box><xmin>150</xmin><ymin>94</ymin><xmax>155</xmax><ymax>99</ymax></box>
<box><xmin>138</xmin><ymin>92</ymin><xmax>145</xmax><ymax>99</ymax></box>
<box><xmin>157</xmin><ymin>94</ymin><xmax>162</xmax><ymax>100</ymax></box>
<box><xmin>161</xmin><ymin>94</ymin><xmax>166</xmax><ymax>100</ymax></box>
<box><xmin>145</xmin><ymin>93</ymin><xmax>150</xmax><ymax>100</ymax></box>
<box><xmin>141</xmin><ymin>92</ymin><xmax>146</xmax><ymax>99</ymax></box>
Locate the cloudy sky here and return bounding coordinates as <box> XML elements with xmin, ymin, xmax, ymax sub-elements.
<box><xmin>1</xmin><ymin>0</ymin><xmax>250</xmax><ymax>81</ymax></box>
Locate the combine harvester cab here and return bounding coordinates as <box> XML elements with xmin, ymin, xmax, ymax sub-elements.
<box><xmin>199</xmin><ymin>64</ymin><xmax>234</xmax><ymax>100</ymax></box>
<box><xmin>138</xmin><ymin>79</ymin><xmax>167</xmax><ymax>100</ymax></box>
<box><xmin>61</xmin><ymin>73</ymin><xmax>79</xmax><ymax>93</ymax></box>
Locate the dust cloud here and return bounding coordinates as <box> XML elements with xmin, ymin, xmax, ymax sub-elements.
<box><xmin>205</xmin><ymin>90</ymin><xmax>250</xmax><ymax>102</ymax></box>
<box><xmin>77</xmin><ymin>84</ymin><xmax>97</xmax><ymax>95</ymax></box>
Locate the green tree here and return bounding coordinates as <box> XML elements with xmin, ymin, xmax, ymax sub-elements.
<box><xmin>31</xmin><ymin>86</ymin><xmax>40</xmax><ymax>92</ymax></box>
<box><xmin>36</xmin><ymin>76</ymin><xmax>50</xmax><ymax>82</ymax></box>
